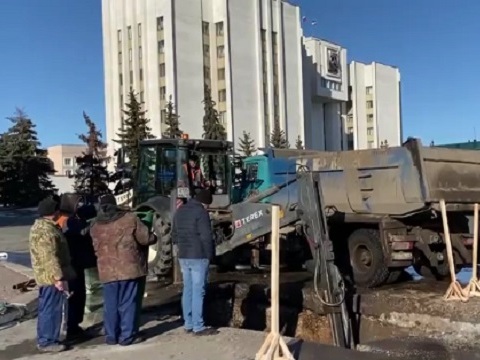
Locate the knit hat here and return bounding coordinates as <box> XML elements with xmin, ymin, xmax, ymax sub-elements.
<box><xmin>99</xmin><ymin>194</ymin><xmax>117</xmax><ymax>206</ymax></box>
<box><xmin>195</xmin><ymin>189</ymin><xmax>213</xmax><ymax>205</ymax></box>
<box><xmin>38</xmin><ymin>197</ymin><xmax>59</xmax><ymax>217</ymax></box>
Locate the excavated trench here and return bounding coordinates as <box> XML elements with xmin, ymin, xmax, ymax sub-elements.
<box><xmin>136</xmin><ymin>269</ymin><xmax>480</xmax><ymax>352</ymax></box>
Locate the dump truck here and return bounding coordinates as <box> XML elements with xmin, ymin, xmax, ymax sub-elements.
<box><xmin>116</xmin><ymin>137</ymin><xmax>480</xmax><ymax>288</ymax></box>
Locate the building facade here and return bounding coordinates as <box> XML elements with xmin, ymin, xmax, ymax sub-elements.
<box><xmin>302</xmin><ymin>37</ymin><xmax>348</xmax><ymax>150</ymax></box>
<box><xmin>47</xmin><ymin>144</ymin><xmax>87</xmax><ymax>177</ymax></box>
<box><xmin>102</xmin><ymin>0</ymin><xmax>304</xmax><ymax>152</ymax></box>
<box><xmin>346</xmin><ymin>61</ymin><xmax>402</xmax><ymax>150</ymax></box>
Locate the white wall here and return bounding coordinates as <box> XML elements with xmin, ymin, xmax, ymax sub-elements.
<box><xmin>102</xmin><ymin>0</ymin><xmax>304</xmax><ymax>152</ymax></box>
<box><xmin>348</xmin><ymin>61</ymin><xmax>402</xmax><ymax>149</ymax></box>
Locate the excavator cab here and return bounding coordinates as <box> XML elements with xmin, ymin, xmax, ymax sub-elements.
<box><xmin>135</xmin><ymin>137</ymin><xmax>234</xmax><ymax>208</ymax></box>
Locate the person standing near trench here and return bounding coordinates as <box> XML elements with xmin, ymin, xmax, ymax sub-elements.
<box><xmin>90</xmin><ymin>195</ymin><xmax>156</xmax><ymax>345</ymax></box>
<box><xmin>172</xmin><ymin>189</ymin><xmax>218</xmax><ymax>336</ymax></box>
<box><xmin>29</xmin><ymin>197</ymin><xmax>76</xmax><ymax>353</ymax></box>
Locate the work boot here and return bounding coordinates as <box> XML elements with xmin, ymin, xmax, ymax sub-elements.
<box><xmin>119</xmin><ymin>335</ymin><xmax>146</xmax><ymax>346</ymax></box>
<box><xmin>36</xmin><ymin>344</ymin><xmax>66</xmax><ymax>353</ymax></box>
<box><xmin>193</xmin><ymin>327</ymin><xmax>219</xmax><ymax>336</ymax></box>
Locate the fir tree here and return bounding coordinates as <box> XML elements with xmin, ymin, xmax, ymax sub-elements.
<box><xmin>295</xmin><ymin>135</ymin><xmax>304</xmax><ymax>150</ymax></box>
<box><xmin>0</xmin><ymin>108</ymin><xmax>56</xmax><ymax>206</ymax></box>
<box><xmin>238</xmin><ymin>131</ymin><xmax>256</xmax><ymax>157</ymax></box>
<box><xmin>270</xmin><ymin>122</ymin><xmax>289</xmax><ymax>149</ymax></box>
<box><xmin>163</xmin><ymin>95</ymin><xmax>183</xmax><ymax>139</ymax></box>
<box><xmin>114</xmin><ymin>89</ymin><xmax>155</xmax><ymax>181</ymax></box>
<box><xmin>202</xmin><ymin>85</ymin><xmax>227</xmax><ymax>141</ymax></box>
<box><xmin>74</xmin><ymin>112</ymin><xmax>110</xmax><ymax>200</ymax></box>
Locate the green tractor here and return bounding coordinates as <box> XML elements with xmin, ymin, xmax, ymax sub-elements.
<box><xmin>120</xmin><ymin>137</ymin><xmax>313</xmax><ymax>279</ymax></box>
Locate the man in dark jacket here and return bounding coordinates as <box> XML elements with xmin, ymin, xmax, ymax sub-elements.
<box><xmin>90</xmin><ymin>195</ymin><xmax>156</xmax><ymax>346</ymax></box>
<box><xmin>172</xmin><ymin>189</ymin><xmax>218</xmax><ymax>336</ymax></box>
<box><xmin>63</xmin><ymin>203</ymin><xmax>97</xmax><ymax>341</ymax></box>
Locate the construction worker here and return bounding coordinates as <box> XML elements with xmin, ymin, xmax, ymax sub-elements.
<box><xmin>182</xmin><ymin>155</ymin><xmax>205</xmax><ymax>188</ymax></box>
<box><xmin>29</xmin><ymin>197</ymin><xmax>76</xmax><ymax>353</ymax></box>
<box><xmin>90</xmin><ymin>195</ymin><xmax>156</xmax><ymax>346</ymax></box>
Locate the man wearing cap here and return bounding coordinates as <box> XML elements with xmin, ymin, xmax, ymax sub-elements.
<box><xmin>90</xmin><ymin>195</ymin><xmax>156</xmax><ymax>346</ymax></box>
<box><xmin>29</xmin><ymin>197</ymin><xmax>76</xmax><ymax>353</ymax></box>
<box><xmin>171</xmin><ymin>189</ymin><xmax>218</xmax><ymax>336</ymax></box>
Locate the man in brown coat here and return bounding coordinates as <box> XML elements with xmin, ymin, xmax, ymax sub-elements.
<box><xmin>90</xmin><ymin>195</ymin><xmax>155</xmax><ymax>346</ymax></box>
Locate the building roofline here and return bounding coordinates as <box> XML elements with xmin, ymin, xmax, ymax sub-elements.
<box><xmin>349</xmin><ymin>60</ymin><xmax>399</xmax><ymax>70</ymax></box>
<box><xmin>303</xmin><ymin>36</ymin><xmax>344</xmax><ymax>48</ymax></box>
<box><xmin>47</xmin><ymin>144</ymin><xmax>87</xmax><ymax>148</ymax></box>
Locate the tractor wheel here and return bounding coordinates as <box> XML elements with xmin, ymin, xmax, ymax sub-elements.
<box><xmin>148</xmin><ymin>215</ymin><xmax>173</xmax><ymax>277</ymax></box>
<box><xmin>348</xmin><ymin>228</ymin><xmax>390</xmax><ymax>288</ymax></box>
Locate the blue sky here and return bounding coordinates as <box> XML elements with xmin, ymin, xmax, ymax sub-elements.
<box><xmin>0</xmin><ymin>0</ymin><xmax>479</xmax><ymax>147</ymax></box>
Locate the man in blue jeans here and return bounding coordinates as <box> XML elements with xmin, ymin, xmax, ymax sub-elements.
<box><xmin>172</xmin><ymin>189</ymin><xmax>218</xmax><ymax>336</ymax></box>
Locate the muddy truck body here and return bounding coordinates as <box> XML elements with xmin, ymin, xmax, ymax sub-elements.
<box><xmin>257</xmin><ymin>138</ymin><xmax>480</xmax><ymax>287</ymax></box>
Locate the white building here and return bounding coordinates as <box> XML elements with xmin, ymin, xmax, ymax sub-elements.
<box><xmin>101</xmin><ymin>0</ymin><xmax>305</xmax><ymax>152</ymax></box>
<box><xmin>346</xmin><ymin>61</ymin><xmax>402</xmax><ymax>150</ymax></box>
<box><xmin>302</xmin><ymin>37</ymin><xmax>348</xmax><ymax>150</ymax></box>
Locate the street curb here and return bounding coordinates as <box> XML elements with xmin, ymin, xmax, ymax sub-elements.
<box><xmin>0</xmin><ymin>261</ymin><xmax>34</xmax><ymax>280</ymax></box>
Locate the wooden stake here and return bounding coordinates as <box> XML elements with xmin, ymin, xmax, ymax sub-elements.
<box><xmin>464</xmin><ymin>203</ymin><xmax>480</xmax><ymax>297</ymax></box>
<box><xmin>255</xmin><ymin>205</ymin><xmax>294</xmax><ymax>360</ymax></box>
<box><xmin>439</xmin><ymin>199</ymin><xmax>468</xmax><ymax>302</ymax></box>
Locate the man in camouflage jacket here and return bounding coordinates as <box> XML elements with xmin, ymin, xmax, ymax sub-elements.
<box><xmin>90</xmin><ymin>195</ymin><xmax>156</xmax><ymax>346</ymax></box>
<box><xmin>29</xmin><ymin>197</ymin><xmax>76</xmax><ymax>353</ymax></box>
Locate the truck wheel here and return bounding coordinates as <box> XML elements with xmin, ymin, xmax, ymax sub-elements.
<box><xmin>148</xmin><ymin>215</ymin><xmax>173</xmax><ymax>276</ymax></box>
<box><xmin>348</xmin><ymin>229</ymin><xmax>389</xmax><ymax>288</ymax></box>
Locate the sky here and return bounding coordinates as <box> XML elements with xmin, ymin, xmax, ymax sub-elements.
<box><xmin>0</xmin><ymin>0</ymin><xmax>479</xmax><ymax>147</ymax></box>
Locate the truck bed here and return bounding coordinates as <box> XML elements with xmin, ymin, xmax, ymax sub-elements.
<box><xmin>271</xmin><ymin>139</ymin><xmax>480</xmax><ymax>216</ymax></box>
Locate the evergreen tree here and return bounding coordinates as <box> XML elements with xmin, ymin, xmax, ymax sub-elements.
<box><xmin>295</xmin><ymin>135</ymin><xmax>304</xmax><ymax>150</ymax></box>
<box><xmin>114</xmin><ymin>89</ymin><xmax>155</xmax><ymax>181</ymax></box>
<box><xmin>0</xmin><ymin>108</ymin><xmax>56</xmax><ymax>206</ymax></box>
<box><xmin>163</xmin><ymin>95</ymin><xmax>183</xmax><ymax>139</ymax></box>
<box><xmin>74</xmin><ymin>112</ymin><xmax>110</xmax><ymax>200</ymax></box>
<box><xmin>238</xmin><ymin>131</ymin><xmax>256</xmax><ymax>157</ymax></box>
<box><xmin>202</xmin><ymin>85</ymin><xmax>227</xmax><ymax>141</ymax></box>
<box><xmin>270</xmin><ymin>122</ymin><xmax>289</xmax><ymax>149</ymax></box>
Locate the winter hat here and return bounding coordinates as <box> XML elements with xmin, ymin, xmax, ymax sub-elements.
<box><xmin>99</xmin><ymin>194</ymin><xmax>117</xmax><ymax>206</ymax></box>
<box><xmin>195</xmin><ymin>189</ymin><xmax>213</xmax><ymax>205</ymax></box>
<box><xmin>38</xmin><ymin>197</ymin><xmax>60</xmax><ymax>217</ymax></box>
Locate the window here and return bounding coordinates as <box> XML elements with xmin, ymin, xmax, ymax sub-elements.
<box><xmin>159</xmin><ymin>63</ymin><xmax>166</xmax><ymax>77</ymax></box>
<box><xmin>139</xmin><ymin>47</ymin><xmax>142</xmax><ymax>59</ymax></box>
<box><xmin>202</xmin><ymin>21</ymin><xmax>209</xmax><ymax>34</ymax></box>
<box><xmin>129</xmin><ymin>70</ymin><xmax>133</xmax><ymax>83</ymax></box>
<box><xmin>157</xmin><ymin>17</ymin><xmax>164</xmax><ymax>31</ymax></box>
<box><xmin>158</xmin><ymin>40</ymin><xmax>165</xmax><ymax>54</ymax></box>
<box><xmin>218</xmin><ymin>68</ymin><xmax>225</xmax><ymax>80</ymax></box>
<box><xmin>138</xmin><ymin>23</ymin><xmax>142</xmax><ymax>38</ymax></box>
<box><xmin>63</xmin><ymin>158</ymin><xmax>72</xmax><ymax>166</ymax></box>
<box><xmin>128</xmin><ymin>26</ymin><xmax>132</xmax><ymax>40</ymax></box>
<box><xmin>367</xmin><ymin>114</ymin><xmax>374</xmax><ymax>122</ymax></box>
<box><xmin>218</xmin><ymin>89</ymin><xmax>226</xmax><ymax>102</ymax></box>
<box><xmin>204</xmin><ymin>66</ymin><xmax>210</xmax><ymax>79</ymax></box>
<box><xmin>119</xmin><ymin>74</ymin><xmax>123</xmax><ymax>86</ymax></box>
<box><xmin>117</xmin><ymin>30</ymin><xmax>122</xmax><ymax>42</ymax></box>
<box><xmin>139</xmin><ymin>69</ymin><xmax>143</xmax><ymax>81</ymax></box>
<box><xmin>366</xmin><ymin>100</ymin><xmax>373</xmax><ymax>109</ymax></box>
<box><xmin>160</xmin><ymin>86</ymin><xmax>166</xmax><ymax>100</ymax></box>
<box><xmin>366</xmin><ymin>86</ymin><xmax>373</xmax><ymax>95</ymax></box>
<box><xmin>118</xmin><ymin>52</ymin><xmax>122</xmax><ymax>65</ymax></box>
<box><xmin>120</xmin><ymin>94</ymin><xmax>124</xmax><ymax>105</ymax></box>
<box><xmin>367</xmin><ymin>127</ymin><xmax>374</xmax><ymax>136</ymax></box>
<box><xmin>217</xmin><ymin>45</ymin><xmax>225</xmax><ymax>58</ymax></box>
<box><xmin>140</xmin><ymin>91</ymin><xmax>144</xmax><ymax>102</ymax></box>
<box><xmin>161</xmin><ymin>110</ymin><xmax>167</xmax><ymax>124</ymax></box>
<box><xmin>216</xmin><ymin>22</ymin><xmax>224</xmax><ymax>36</ymax></box>
<box><xmin>65</xmin><ymin>170</ymin><xmax>72</xmax><ymax>177</ymax></box>
<box><xmin>219</xmin><ymin>111</ymin><xmax>226</xmax><ymax>125</ymax></box>
<box><xmin>203</xmin><ymin>44</ymin><xmax>210</xmax><ymax>56</ymax></box>
<box><xmin>129</xmin><ymin>48</ymin><xmax>132</xmax><ymax>62</ymax></box>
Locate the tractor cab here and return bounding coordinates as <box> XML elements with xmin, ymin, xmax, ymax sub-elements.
<box><xmin>135</xmin><ymin>136</ymin><xmax>234</xmax><ymax>209</ymax></box>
